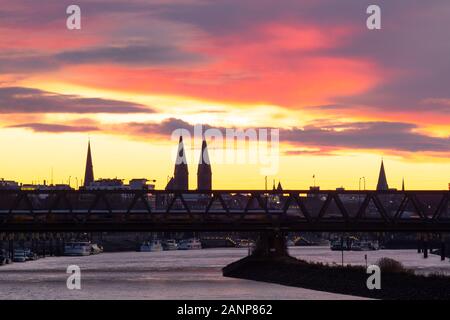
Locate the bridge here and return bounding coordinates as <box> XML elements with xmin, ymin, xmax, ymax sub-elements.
<box><xmin>0</xmin><ymin>189</ymin><xmax>449</xmax><ymax>232</ymax></box>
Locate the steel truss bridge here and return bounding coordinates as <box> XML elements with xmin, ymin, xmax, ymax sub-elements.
<box><xmin>0</xmin><ymin>189</ymin><xmax>449</xmax><ymax>232</ymax></box>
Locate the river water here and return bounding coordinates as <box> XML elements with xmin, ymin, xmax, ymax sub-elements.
<box><xmin>0</xmin><ymin>247</ymin><xmax>448</xmax><ymax>300</ymax></box>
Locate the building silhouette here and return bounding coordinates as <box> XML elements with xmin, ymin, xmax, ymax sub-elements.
<box><xmin>277</xmin><ymin>181</ymin><xmax>283</xmax><ymax>191</ymax></box>
<box><xmin>165</xmin><ymin>137</ymin><xmax>214</xmax><ymax>191</ymax></box>
<box><xmin>169</xmin><ymin>136</ymin><xmax>189</xmax><ymax>190</ymax></box>
<box><xmin>84</xmin><ymin>140</ymin><xmax>94</xmax><ymax>187</ymax></box>
<box><xmin>197</xmin><ymin>139</ymin><xmax>212</xmax><ymax>191</ymax></box>
<box><xmin>272</xmin><ymin>180</ymin><xmax>283</xmax><ymax>191</ymax></box>
<box><xmin>165</xmin><ymin>177</ymin><xmax>175</xmax><ymax>190</ymax></box>
<box><xmin>376</xmin><ymin>159</ymin><xmax>389</xmax><ymax>191</ymax></box>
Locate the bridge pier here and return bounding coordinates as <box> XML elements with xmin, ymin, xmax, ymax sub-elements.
<box><xmin>223</xmin><ymin>230</ymin><xmax>296</xmax><ymax>280</ymax></box>
<box><xmin>41</xmin><ymin>234</ymin><xmax>46</xmax><ymax>258</ymax></box>
<box><xmin>49</xmin><ymin>234</ymin><xmax>53</xmax><ymax>256</ymax></box>
<box><xmin>62</xmin><ymin>234</ymin><xmax>67</xmax><ymax>255</ymax></box>
<box><xmin>32</xmin><ymin>233</ymin><xmax>37</xmax><ymax>254</ymax></box>
<box><xmin>55</xmin><ymin>234</ymin><xmax>61</xmax><ymax>256</ymax></box>
<box><xmin>18</xmin><ymin>233</ymin><xmax>24</xmax><ymax>250</ymax></box>
<box><xmin>423</xmin><ymin>234</ymin><xmax>428</xmax><ymax>259</ymax></box>
<box><xmin>417</xmin><ymin>237</ymin><xmax>422</xmax><ymax>253</ymax></box>
<box><xmin>251</xmin><ymin>231</ymin><xmax>288</xmax><ymax>258</ymax></box>
<box><xmin>9</xmin><ymin>234</ymin><xmax>14</xmax><ymax>260</ymax></box>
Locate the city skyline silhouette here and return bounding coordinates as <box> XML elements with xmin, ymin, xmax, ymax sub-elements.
<box><xmin>0</xmin><ymin>1</ymin><xmax>449</xmax><ymax>190</ymax></box>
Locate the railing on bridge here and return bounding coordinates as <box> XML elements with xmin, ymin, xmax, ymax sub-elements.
<box><xmin>0</xmin><ymin>189</ymin><xmax>449</xmax><ymax>232</ymax></box>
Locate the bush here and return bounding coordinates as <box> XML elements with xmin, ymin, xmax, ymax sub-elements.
<box><xmin>376</xmin><ymin>257</ymin><xmax>407</xmax><ymax>274</ymax></box>
<box><xmin>428</xmin><ymin>271</ymin><xmax>448</xmax><ymax>279</ymax></box>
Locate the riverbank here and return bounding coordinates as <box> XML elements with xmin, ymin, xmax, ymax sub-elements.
<box><xmin>223</xmin><ymin>254</ymin><xmax>450</xmax><ymax>299</ymax></box>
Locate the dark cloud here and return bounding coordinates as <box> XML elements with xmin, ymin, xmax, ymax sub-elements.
<box><xmin>334</xmin><ymin>76</ymin><xmax>450</xmax><ymax>114</ymax></box>
<box><xmin>157</xmin><ymin>0</ymin><xmax>438</xmax><ymax>35</ymax></box>
<box><xmin>8</xmin><ymin>123</ymin><xmax>99</xmax><ymax>133</ymax></box>
<box><xmin>296</xmin><ymin>1</ymin><xmax>450</xmax><ymax>114</ymax></box>
<box><xmin>284</xmin><ymin>149</ymin><xmax>335</xmax><ymax>157</ymax></box>
<box><xmin>0</xmin><ymin>45</ymin><xmax>205</xmax><ymax>74</ymax></box>
<box><xmin>0</xmin><ymin>55</ymin><xmax>58</xmax><ymax>73</ymax></box>
<box><xmin>122</xmin><ymin>118</ymin><xmax>450</xmax><ymax>154</ymax></box>
<box><xmin>282</xmin><ymin>122</ymin><xmax>450</xmax><ymax>153</ymax></box>
<box><xmin>121</xmin><ymin>118</ymin><xmax>211</xmax><ymax>137</ymax></box>
<box><xmin>156</xmin><ymin>0</ymin><xmax>358</xmax><ymax>35</ymax></box>
<box><xmin>7</xmin><ymin>116</ymin><xmax>450</xmax><ymax>154</ymax></box>
<box><xmin>0</xmin><ymin>0</ymin><xmax>158</xmax><ymax>28</ymax></box>
<box><xmin>55</xmin><ymin>45</ymin><xmax>204</xmax><ymax>66</ymax></box>
<box><xmin>0</xmin><ymin>87</ymin><xmax>153</xmax><ymax>114</ymax></box>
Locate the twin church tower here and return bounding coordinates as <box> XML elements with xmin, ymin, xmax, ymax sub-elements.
<box><xmin>165</xmin><ymin>136</ymin><xmax>212</xmax><ymax>191</ymax></box>
<box><xmin>83</xmin><ymin>137</ymin><xmax>212</xmax><ymax>191</ymax></box>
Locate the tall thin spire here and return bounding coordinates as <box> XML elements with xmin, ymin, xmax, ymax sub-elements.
<box><xmin>197</xmin><ymin>139</ymin><xmax>212</xmax><ymax>190</ymax></box>
<box><xmin>402</xmin><ymin>177</ymin><xmax>405</xmax><ymax>191</ymax></box>
<box><xmin>277</xmin><ymin>181</ymin><xmax>283</xmax><ymax>191</ymax></box>
<box><xmin>376</xmin><ymin>159</ymin><xmax>389</xmax><ymax>191</ymax></box>
<box><xmin>173</xmin><ymin>136</ymin><xmax>189</xmax><ymax>190</ymax></box>
<box><xmin>84</xmin><ymin>140</ymin><xmax>94</xmax><ymax>187</ymax></box>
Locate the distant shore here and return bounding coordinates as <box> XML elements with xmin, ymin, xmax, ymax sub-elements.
<box><xmin>223</xmin><ymin>255</ymin><xmax>450</xmax><ymax>300</ymax></box>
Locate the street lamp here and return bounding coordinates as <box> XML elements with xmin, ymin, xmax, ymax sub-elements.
<box><xmin>358</xmin><ymin>177</ymin><xmax>366</xmax><ymax>205</ymax></box>
<box><xmin>359</xmin><ymin>177</ymin><xmax>366</xmax><ymax>191</ymax></box>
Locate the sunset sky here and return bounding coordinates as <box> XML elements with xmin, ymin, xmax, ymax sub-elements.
<box><xmin>1</xmin><ymin>0</ymin><xmax>450</xmax><ymax>190</ymax></box>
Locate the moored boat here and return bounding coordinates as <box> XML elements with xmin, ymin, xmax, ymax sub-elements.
<box><xmin>178</xmin><ymin>238</ymin><xmax>202</xmax><ymax>250</ymax></box>
<box><xmin>140</xmin><ymin>240</ymin><xmax>163</xmax><ymax>252</ymax></box>
<box><xmin>163</xmin><ymin>239</ymin><xmax>178</xmax><ymax>251</ymax></box>
<box><xmin>64</xmin><ymin>242</ymin><xmax>92</xmax><ymax>256</ymax></box>
<box><xmin>90</xmin><ymin>243</ymin><xmax>103</xmax><ymax>254</ymax></box>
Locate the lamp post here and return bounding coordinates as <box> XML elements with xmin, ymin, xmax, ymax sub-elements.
<box><xmin>358</xmin><ymin>177</ymin><xmax>366</xmax><ymax>205</ymax></box>
<box><xmin>359</xmin><ymin>177</ymin><xmax>366</xmax><ymax>191</ymax></box>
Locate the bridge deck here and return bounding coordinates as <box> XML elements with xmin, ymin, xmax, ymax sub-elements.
<box><xmin>0</xmin><ymin>190</ymin><xmax>448</xmax><ymax>232</ymax></box>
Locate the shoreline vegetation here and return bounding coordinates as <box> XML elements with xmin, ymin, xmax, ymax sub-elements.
<box><xmin>223</xmin><ymin>255</ymin><xmax>450</xmax><ymax>300</ymax></box>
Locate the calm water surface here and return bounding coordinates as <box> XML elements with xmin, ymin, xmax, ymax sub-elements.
<box><xmin>1</xmin><ymin>247</ymin><xmax>448</xmax><ymax>300</ymax></box>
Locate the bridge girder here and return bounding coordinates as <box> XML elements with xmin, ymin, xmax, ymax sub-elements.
<box><xmin>0</xmin><ymin>190</ymin><xmax>448</xmax><ymax>232</ymax></box>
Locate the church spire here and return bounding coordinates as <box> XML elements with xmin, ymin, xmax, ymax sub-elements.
<box><xmin>376</xmin><ymin>159</ymin><xmax>389</xmax><ymax>191</ymax></box>
<box><xmin>173</xmin><ymin>135</ymin><xmax>189</xmax><ymax>190</ymax></box>
<box><xmin>197</xmin><ymin>139</ymin><xmax>212</xmax><ymax>190</ymax></box>
<box><xmin>84</xmin><ymin>140</ymin><xmax>94</xmax><ymax>187</ymax></box>
<box><xmin>277</xmin><ymin>181</ymin><xmax>283</xmax><ymax>191</ymax></box>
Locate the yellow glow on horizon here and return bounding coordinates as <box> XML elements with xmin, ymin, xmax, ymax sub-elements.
<box><xmin>0</xmin><ymin>128</ymin><xmax>449</xmax><ymax>190</ymax></box>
